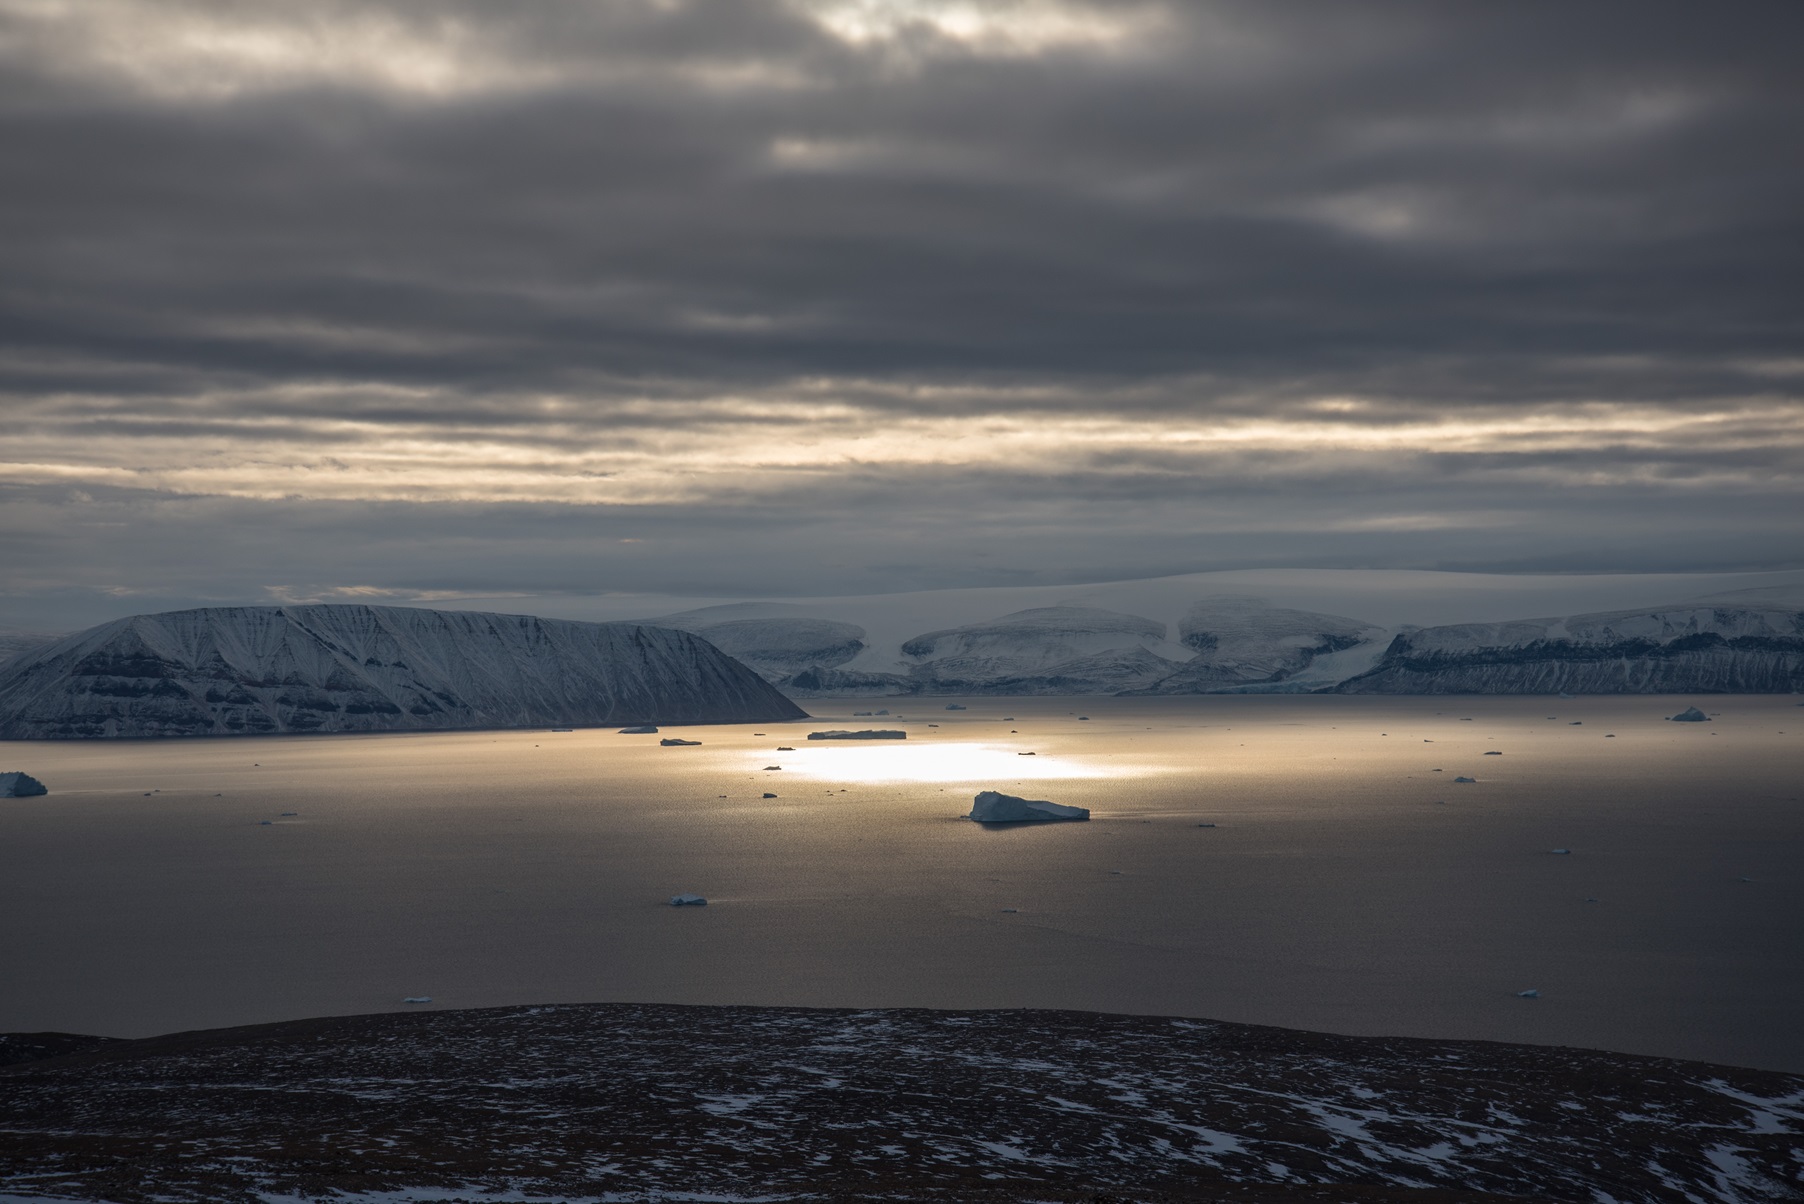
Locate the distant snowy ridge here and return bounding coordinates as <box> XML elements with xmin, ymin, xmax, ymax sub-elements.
<box><xmin>1336</xmin><ymin>601</ymin><xmax>1804</xmax><ymax>695</ymax></box>
<box><xmin>639</xmin><ymin>586</ymin><xmax>1804</xmax><ymax>697</ymax></box>
<box><xmin>0</xmin><ymin>605</ymin><xmax>805</xmax><ymax>739</ymax></box>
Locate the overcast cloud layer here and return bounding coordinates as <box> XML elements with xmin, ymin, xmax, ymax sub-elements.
<box><xmin>2</xmin><ymin>0</ymin><xmax>1801</xmax><ymax>628</ymax></box>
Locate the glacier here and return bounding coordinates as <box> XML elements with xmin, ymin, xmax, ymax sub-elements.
<box><xmin>0</xmin><ymin>605</ymin><xmax>806</xmax><ymax>739</ymax></box>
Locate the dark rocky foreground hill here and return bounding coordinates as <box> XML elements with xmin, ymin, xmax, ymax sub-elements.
<box><xmin>1</xmin><ymin>1003</ymin><xmax>1798</xmax><ymax>1203</ymax></box>
<box><xmin>0</xmin><ymin>605</ymin><xmax>805</xmax><ymax>738</ymax></box>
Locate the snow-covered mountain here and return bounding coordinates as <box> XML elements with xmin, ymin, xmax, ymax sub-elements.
<box><xmin>1336</xmin><ymin>596</ymin><xmax>1804</xmax><ymax>694</ymax></box>
<box><xmin>0</xmin><ymin>605</ymin><xmax>805</xmax><ymax>739</ymax></box>
<box><xmin>636</xmin><ymin>578</ymin><xmax>1804</xmax><ymax>697</ymax></box>
<box><xmin>637</xmin><ymin>603</ymin><xmax>867</xmax><ymax>681</ymax></box>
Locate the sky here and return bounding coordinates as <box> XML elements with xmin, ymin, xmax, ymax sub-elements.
<box><xmin>2</xmin><ymin>1</ymin><xmax>1801</xmax><ymax>630</ymax></box>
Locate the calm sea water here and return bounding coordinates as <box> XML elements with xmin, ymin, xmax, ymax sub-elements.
<box><xmin>2</xmin><ymin>695</ymin><xmax>1799</xmax><ymax>1070</ymax></box>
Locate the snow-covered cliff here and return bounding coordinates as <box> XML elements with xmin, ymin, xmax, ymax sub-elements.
<box><xmin>1336</xmin><ymin>602</ymin><xmax>1804</xmax><ymax>694</ymax></box>
<box><xmin>0</xmin><ymin>605</ymin><xmax>806</xmax><ymax>739</ymax></box>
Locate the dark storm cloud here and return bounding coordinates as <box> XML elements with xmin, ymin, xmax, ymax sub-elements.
<box><xmin>1</xmin><ymin>0</ymin><xmax>1800</xmax><ymax>618</ymax></box>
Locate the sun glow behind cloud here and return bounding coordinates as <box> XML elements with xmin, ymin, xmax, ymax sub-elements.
<box><xmin>3</xmin><ymin>387</ymin><xmax>1796</xmax><ymax>506</ymax></box>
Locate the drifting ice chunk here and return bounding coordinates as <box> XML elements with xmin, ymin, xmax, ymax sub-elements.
<box><xmin>1453</xmin><ymin>776</ymin><xmax>1477</xmax><ymax>783</ymax></box>
<box><xmin>967</xmin><ymin>790</ymin><xmax>1090</xmax><ymax>823</ymax></box>
<box><xmin>776</xmin><ymin>746</ymin><xmax>795</xmax><ymax>751</ymax></box>
<box><xmin>669</xmin><ymin>894</ymin><xmax>707</xmax><ymax>907</ymax></box>
<box><xmin>402</xmin><ymin>996</ymin><xmax>433</xmax><ymax>1004</ymax></box>
<box><xmin>619</xmin><ymin>725</ymin><xmax>659</xmax><ymax>734</ymax></box>
<box><xmin>0</xmin><ymin>771</ymin><xmax>48</xmax><ymax>797</ymax></box>
<box><xmin>1551</xmin><ymin>848</ymin><xmax>1571</xmax><ymax>855</ymax></box>
<box><xmin>660</xmin><ymin>738</ymin><xmax>702</xmax><ymax>746</ymax></box>
<box><xmin>808</xmin><ymin>729</ymin><xmax>906</xmax><ymax>740</ymax></box>
<box><xmin>762</xmin><ymin>792</ymin><xmax>778</xmax><ymax>798</ymax></box>
<box><xmin>1667</xmin><ymin>706</ymin><xmax>1709</xmax><ymax>722</ymax></box>
<box><xmin>1483</xmin><ymin>750</ymin><xmax>1503</xmax><ymax>755</ymax></box>
<box><xmin>945</xmin><ymin>703</ymin><xmax>967</xmax><ymax>710</ymax></box>
<box><xmin>1517</xmin><ymin>989</ymin><xmax>1540</xmax><ymax>999</ymax></box>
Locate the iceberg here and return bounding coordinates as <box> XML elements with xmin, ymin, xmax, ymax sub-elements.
<box><xmin>1667</xmin><ymin>706</ymin><xmax>1709</xmax><ymax>722</ymax></box>
<box><xmin>0</xmin><ymin>771</ymin><xmax>48</xmax><ymax>797</ymax></box>
<box><xmin>944</xmin><ymin>703</ymin><xmax>967</xmax><ymax>710</ymax></box>
<box><xmin>807</xmin><ymin>729</ymin><xmax>906</xmax><ymax>740</ymax></box>
<box><xmin>967</xmin><ymin>790</ymin><xmax>1090</xmax><ymax>823</ymax></box>
<box><xmin>669</xmin><ymin>894</ymin><xmax>707</xmax><ymax>907</ymax></box>
<box><xmin>660</xmin><ymin>738</ymin><xmax>702</xmax><ymax>746</ymax></box>
<box><xmin>1453</xmin><ymin>775</ymin><xmax>1477</xmax><ymax>783</ymax></box>
<box><xmin>619</xmin><ymin>725</ymin><xmax>659</xmax><ymax>734</ymax></box>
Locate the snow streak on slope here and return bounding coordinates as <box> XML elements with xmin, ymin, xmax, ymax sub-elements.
<box><xmin>0</xmin><ymin>605</ymin><xmax>805</xmax><ymax>739</ymax></box>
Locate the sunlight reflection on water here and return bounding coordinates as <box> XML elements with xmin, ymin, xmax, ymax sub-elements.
<box><xmin>764</xmin><ymin>740</ymin><xmax>1142</xmax><ymax>784</ymax></box>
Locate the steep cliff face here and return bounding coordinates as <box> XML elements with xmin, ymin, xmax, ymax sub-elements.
<box><xmin>0</xmin><ymin>605</ymin><xmax>806</xmax><ymax>739</ymax></box>
<box><xmin>1335</xmin><ymin>604</ymin><xmax>1804</xmax><ymax>694</ymax></box>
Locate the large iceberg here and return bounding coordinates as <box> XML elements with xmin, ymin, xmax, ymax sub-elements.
<box><xmin>0</xmin><ymin>771</ymin><xmax>48</xmax><ymax>797</ymax></box>
<box><xmin>1667</xmin><ymin>706</ymin><xmax>1710</xmax><ymax>722</ymax></box>
<box><xmin>807</xmin><ymin>729</ymin><xmax>906</xmax><ymax>740</ymax></box>
<box><xmin>967</xmin><ymin>790</ymin><xmax>1089</xmax><ymax>823</ymax></box>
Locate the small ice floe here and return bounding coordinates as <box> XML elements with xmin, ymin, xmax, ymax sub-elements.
<box><xmin>402</xmin><ymin>996</ymin><xmax>433</xmax><ymax>1004</ymax></box>
<box><xmin>1453</xmin><ymin>776</ymin><xmax>1477</xmax><ymax>783</ymax></box>
<box><xmin>551</xmin><ymin>727</ymin><xmax>573</xmax><ymax>733</ymax></box>
<box><xmin>1550</xmin><ymin>848</ymin><xmax>1571</xmax><ymax>855</ymax></box>
<box><xmin>764</xmin><ymin>765</ymin><xmax>782</xmax><ymax>770</ymax></box>
<box><xmin>1197</xmin><ymin>822</ymin><xmax>1216</xmax><ymax>827</ymax></box>
<box><xmin>1484</xmin><ymin>750</ymin><xmax>1503</xmax><ymax>755</ymax></box>
<box><xmin>1002</xmin><ymin>717</ymin><xmax>1015</xmax><ymax>721</ymax></box>
<box><xmin>258</xmin><ymin>820</ymin><xmax>273</xmax><ymax>826</ymax></box>
<box><xmin>999</xmin><ymin>908</ymin><xmax>1018</xmax><ymax>913</ymax></box>
<box><xmin>853</xmin><ymin>711</ymin><xmax>873</xmax><ymax>716</ymax></box>
<box><xmin>1739</xmin><ymin>875</ymin><xmax>1755</xmax><ymax>883</ymax></box>
<box><xmin>808</xmin><ymin>729</ymin><xmax>905</xmax><ymax>740</ymax></box>
<box><xmin>945</xmin><ymin>703</ymin><xmax>967</xmax><ymax>711</ymax></box>
<box><xmin>776</xmin><ymin>746</ymin><xmax>795</xmax><ymax>751</ymax></box>
<box><xmin>280</xmin><ymin>811</ymin><xmax>297</xmax><ymax>817</ymax></box>
<box><xmin>968</xmin><ymin>790</ymin><xmax>1089</xmax><ymax>823</ymax></box>
<box><xmin>1667</xmin><ymin>706</ymin><xmax>1710</xmax><ymax>723</ymax></box>
<box><xmin>1569</xmin><ymin>721</ymin><xmax>1583</xmax><ymax>726</ymax></box>
<box><xmin>0</xmin><ymin>771</ymin><xmax>48</xmax><ymax>797</ymax></box>
<box><xmin>1583</xmin><ymin>897</ymin><xmax>1599</xmax><ymax>903</ymax></box>
<box><xmin>1018</xmin><ymin>751</ymin><xmax>1036</xmax><ymax>756</ymax></box>
<box><xmin>762</xmin><ymin>792</ymin><xmax>778</xmax><ymax>798</ymax></box>
<box><xmin>1077</xmin><ymin>716</ymin><xmax>1091</xmax><ymax>721</ymax></box>
<box><xmin>1605</xmin><ymin>733</ymin><xmax>1616</xmax><ymax>737</ymax></box>
<box><xmin>927</xmin><ymin>723</ymin><xmax>939</xmax><ymax>727</ymax></box>
<box><xmin>660</xmin><ymin>738</ymin><xmax>702</xmax><ymax>746</ymax></box>
<box><xmin>669</xmin><ymin>894</ymin><xmax>707</xmax><ymax>907</ymax></box>
<box><xmin>874</xmin><ymin>709</ymin><xmax>890</xmax><ymax>715</ymax></box>
<box><xmin>1518</xmin><ymin>989</ymin><xmax>1540</xmax><ymax>999</ymax></box>
<box><xmin>619</xmin><ymin>725</ymin><xmax>659</xmax><ymax>734</ymax></box>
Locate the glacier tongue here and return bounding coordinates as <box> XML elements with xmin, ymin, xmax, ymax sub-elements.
<box><xmin>0</xmin><ymin>604</ymin><xmax>806</xmax><ymax>739</ymax></box>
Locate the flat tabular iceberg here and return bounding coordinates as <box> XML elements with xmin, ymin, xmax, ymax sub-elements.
<box><xmin>967</xmin><ymin>790</ymin><xmax>1089</xmax><ymax>823</ymax></box>
<box><xmin>808</xmin><ymin>729</ymin><xmax>905</xmax><ymax>740</ymax></box>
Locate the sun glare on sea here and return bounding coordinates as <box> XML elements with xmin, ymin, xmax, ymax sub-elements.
<box><xmin>760</xmin><ymin>741</ymin><xmax>1135</xmax><ymax>784</ymax></box>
